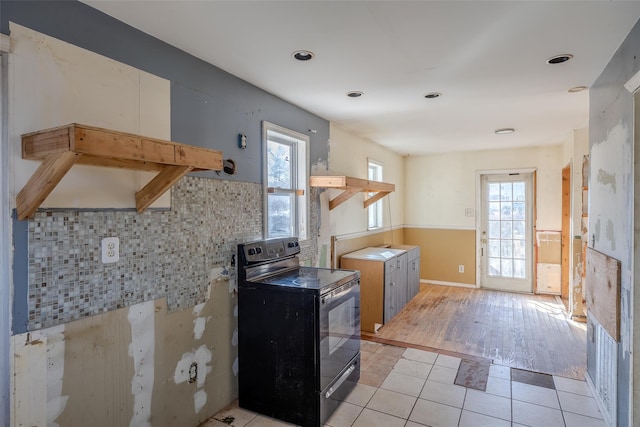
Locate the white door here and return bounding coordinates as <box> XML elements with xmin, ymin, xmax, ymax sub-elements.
<box><xmin>480</xmin><ymin>173</ymin><xmax>533</xmax><ymax>293</ymax></box>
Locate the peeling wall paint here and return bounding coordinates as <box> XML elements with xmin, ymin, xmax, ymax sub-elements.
<box><xmin>128</xmin><ymin>301</ymin><xmax>155</xmax><ymax>427</ymax></box>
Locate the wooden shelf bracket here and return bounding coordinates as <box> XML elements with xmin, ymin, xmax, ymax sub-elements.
<box><xmin>309</xmin><ymin>175</ymin><xmax>395</xmax><ymax>210</ymax></box>
<box><xmin>16</xmin><ymin>123</ymin><xmax>223</xmax><ymax>220</ymax></box>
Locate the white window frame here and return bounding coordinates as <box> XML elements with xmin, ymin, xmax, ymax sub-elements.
<box><xmin>263</xmin><ymin>121</ymin><xmax>309</xmax><ymax>240</ymax></box>
<box><xmin>367</xmin><ymin>159</ymin><xmax>383</xmax><ymax>230</ymax></box>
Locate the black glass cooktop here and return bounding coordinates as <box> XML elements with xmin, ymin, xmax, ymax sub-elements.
<box><xmin>258</xmin><ymin>267</ymin><xmax>358</xmax><ymax>291</ymax></box>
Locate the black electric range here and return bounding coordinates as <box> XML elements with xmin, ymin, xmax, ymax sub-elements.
<box><xmin>237</xmin><ymin>237</ymin><xmax>361</xmax><ymax>427</ymax></box>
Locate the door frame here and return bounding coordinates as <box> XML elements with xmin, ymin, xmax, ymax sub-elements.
<box><xmin>561</xmin><ymin>164</ymin><xmax>571</xmax><ymax>304</ymax></box>
<box><xmin>475</xmin><ymin>168</ymin><xmax>536</xmax><ymax>289</ymax></box>
<box><xmin>0</xmin><ymin>36</ymin><xmax>10</xmax><ymax>427</ymax></box>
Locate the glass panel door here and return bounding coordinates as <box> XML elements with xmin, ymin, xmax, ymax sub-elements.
<box><xmin>480</xmin><ymin>173</ymin><xmax>533</xmax><ymax>292</ymax></box>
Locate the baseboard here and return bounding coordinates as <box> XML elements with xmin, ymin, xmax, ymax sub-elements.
<box><xmin>422</xmin><ymin>280</ymin><xmax>477</xmax><ymax>289</ymax></box>
<box><xmin>585</xmin><ymin>372</ymin><xmax>614</xmax><ymax>427</ymax></box>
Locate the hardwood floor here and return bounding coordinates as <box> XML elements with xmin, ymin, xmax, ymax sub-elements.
<box><xmin>363</xmin><ymin>284</ymin><xmax>587</xmax><ymax>380</ymax></box>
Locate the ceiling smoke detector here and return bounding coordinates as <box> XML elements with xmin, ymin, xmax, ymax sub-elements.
<box><xmin>546</xmin><ymin>54</ymin><xmax>574</xmax><ymax>65</ymax></box>
<box><xmin>495</xmin><ymin>128</ymin><xmax>515</xmax><ymax>135</ymax></box>
<box><xmin>424</xmin><ymin>92</ymin><xmax>442</xmax><ymax>99</ymax></box>
<box><xmin>346</xmin><ymin>91</ymin><xmax>364</xmax><ymax>98</ymax></box>
<box><xmin>292</xmin><ymin>50</ymin><xmax>315</xmax><ymax>61</ymax></box>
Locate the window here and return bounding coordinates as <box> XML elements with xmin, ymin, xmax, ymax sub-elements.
<box><xmin>263</xmin><ymin>122</ymin><xmax>308</xmax><ymax>239</ymax></box>
<box><xmin>368</xmin><ymin>159</ymin><xmax>383</xmax><ymax>229</ymax></box>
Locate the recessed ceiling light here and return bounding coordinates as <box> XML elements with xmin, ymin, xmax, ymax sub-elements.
<box><xmin>568</xmin><ymin>85</ymin><xmax>588</xmax><ymax>93</ymax></box>
<box><xmin>346</xmin><ymin>91</ymin><xmax>364</xmax><ymax>98</ymax></box>
<box><xmin>424</xmin><ymin>92</ymin><xmax>442</xmax><ymax>99</ymax></box>
<box><xmin>547</xmin><ymin>54</ymin><xmax>573</xmax><ymax>65</ymax></box>
<box><xmin>495</xmin><ymin>128</ymin><xmax>515</xmax><ymax>135</ymax></box>
<box><xmin>292</xmin><ymin>50</ymin><xmax>315</xmax><ymax>61</ymax></box>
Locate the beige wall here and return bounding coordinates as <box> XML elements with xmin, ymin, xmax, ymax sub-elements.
<box><xmin>405</xmin><ymin>145</ymin><xmax>563</xmax><ymax>230</ymax></box>
<box><xmin>9</xmin><ymin>24</ymin><xmax>171</xmax><ymax>211</ymax></box>
<box><xmin>316</xmin><ymin>123</ymin><xmax>405</xmax><ymax>267</ymax></box>
<box><xmin>404</xmin><ymin>144</ymin><xmax>564</xmax><ymax>286</ymax></box>
<box><xmin>327</xmin><ymin>123</ymin><xmax>405</xmax><ymax>235</ymax></box>
<box><xmin>333</xmin><ymin>228</ymin><xmax>404</xmax><ymax>268</ymax></box>
<box><xmin>404</xmin><ymin>228</ymin><xmax>476</xmax><ymax>285</ymax></box>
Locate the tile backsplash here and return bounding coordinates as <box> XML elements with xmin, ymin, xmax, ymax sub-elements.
<box><xmin>26</xmin><ymin>176</ymin><xmax>317</xmax><ymax>331</ymax></box>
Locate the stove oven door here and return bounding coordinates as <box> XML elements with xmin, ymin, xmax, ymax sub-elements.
<box><xmin>319</xmin><ymin>278</ymin><xmax>360</xmax><ymax>394</ymax></box>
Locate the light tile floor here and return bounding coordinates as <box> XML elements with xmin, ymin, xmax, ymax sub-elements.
<box><xmin>203</xmin><ymin>343</ymin><xmax>605</xmax><ymax>427</ymax></box>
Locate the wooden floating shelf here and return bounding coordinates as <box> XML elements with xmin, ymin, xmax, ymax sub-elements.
<box><xmin>309</xmin><ymin>175</ymin><xmax>395</xmax><ymax>210</ymax></box>
<box><xmin>17</xmin><ymin>123</ymin><xmax>223</xmax><ymax>220</ymax></box>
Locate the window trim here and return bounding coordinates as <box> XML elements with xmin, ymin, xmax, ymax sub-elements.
<box><xmin>262</xmin><ymin>121</ymin><xmax>309</xmax><ymax>240</ymax></box>
<box><xmin>367</xmin><ymin>159</ymin><xmax>384</xmax><ymax>230</ymax></box>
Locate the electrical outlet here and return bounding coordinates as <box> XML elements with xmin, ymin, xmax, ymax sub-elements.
<box><xmin>458</xmin><ymin>265</ymin><xmax>464</xmax><ymax>273</ymax></box>
<box><xmin>465</xmin><ymin>208</ymin><xmax>474</xmax><ymax>217</ymax></box>
<box><xmin>101</xmin><ymin>237</ymin><xmax>119</xmax><ymax>264</ymax></box>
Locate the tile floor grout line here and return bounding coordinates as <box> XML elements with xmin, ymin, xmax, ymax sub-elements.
<box><xmin>208</xmin><ymin>342</ymin><xmax>603</xmax><ymax>427</ymax></box>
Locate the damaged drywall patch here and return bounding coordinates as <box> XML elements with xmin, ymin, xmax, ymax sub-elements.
<box><xmin>606</xmin><ymin>220</ymin><xmax>616</xmax><ymax>251</ymax></box>
<box><xmin>194</xmin><ymin>389</ymin><xmax>207</xmax><ymax>414</ymax></box>
<box><xmin>192</xmin><ymin>302</ymin><xmax>209</xmax><ymax>340</ymax></box>
<box><xmin>128</xmin><ymin>301</ymin><xmax>155</xmax><ymax>427</ymax></box>
<box><xmin>46</xmin><ymin>325</ymin><xmax>68</xmax><ymax>427</ymax></box>
<box><xmin>174</xmin><ymin>344</ymin><xmax>212</xmax><ymax>414</ymax></box>
<box><xmin>193</xmin><ymin>317</ymin><xmax>206</xmax><ymax>340</ymax></box>
<box><xmin>232</xmin><ymin>357</ymin><xmax>239</xmax><ymax>377</ymax></box>
<box><xmin>590</xmin><ymin>120</ymin><xmax>632</xmax><ymax>258</ymax></box>
<box><xmin>597</xmin><ymin>169</ymin><xmax>617</xmax><ymax>193</ymax></box>
<box><xmin>193</xmin><ymin>302</ymin><xmax>206</xmax><ymax>317</ymax></box>
<box><xmin>232</xmin><ymin>303</ymin><xmax>239</xmax><ymax>377</ymax></box>
<box><xmin>311</xmin><ymin>158</ymin><xmax>328</xmax><ymax>175</ymax></box>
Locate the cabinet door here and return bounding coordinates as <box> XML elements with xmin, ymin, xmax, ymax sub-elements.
<box><xmin>397</xmin><ymin>253</ymin><xmax>408</xmax><ymax>307</ymax></box>
<box><xmin>384</xmin><ymin>259</ymin><xmax>395</xmax><ymax>322</ymax></box>
<box><xmin>407</xmin><ymin>248</ymin><xmax>421</xmax><ymax>301</ymax></box>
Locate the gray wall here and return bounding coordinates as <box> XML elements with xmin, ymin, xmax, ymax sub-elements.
<box><xmin>588</xmin><ymin>18</ymin><xmax>640</xmax><ymax>426</ymax></box>
<box><xmin>2</xmin><ymin>0</ymin><xmax>330</xmax><ymax>333</ymax></box>
<box><xmin>1</xmin><ymin>0</ymin><xmax>330</xmax><ymax>185</ymax></box>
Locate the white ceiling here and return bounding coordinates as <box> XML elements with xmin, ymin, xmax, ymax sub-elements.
<box><xmin>83</xmin><ymin>1</ymin><xmax>640</xmax><ymax>156</ymax></box>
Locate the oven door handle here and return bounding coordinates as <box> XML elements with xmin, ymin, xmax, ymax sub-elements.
<box><xmin>322</xmin><ymin>280</ymin><xmax>358</xmax><ymax>305</ymax></box>
<box><xmin>325</xmin><ymin>362</ymin><xmax>357</xmax><ymax>399</ymax></box>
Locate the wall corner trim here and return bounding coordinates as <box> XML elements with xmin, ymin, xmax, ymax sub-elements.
<box><xmin>0</xmin><ymin>35</ymin><xmax>9</xmax><ymax>53</ymax></box>
<box><xmin>624</xmin><ymin>69</ymin><xmax>640</xmax><ymax>93</ymax></box>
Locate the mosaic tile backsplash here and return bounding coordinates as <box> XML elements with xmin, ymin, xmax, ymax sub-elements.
<box><xmin>26</xmin><ymin>177</ymin><xmax>318</xmax><ymax>331</ymax></box>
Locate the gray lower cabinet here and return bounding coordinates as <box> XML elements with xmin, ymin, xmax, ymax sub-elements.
<box><xmin>406</xmin><ymin>246</ymin><xmax>421</xmax><ymax>301</ymax></box>
<box><xmin>384</xmin><ymin>253</ymin><xmax>408</xmax><ymax>322</ymax></box>
<box><xmin>341</xmin><ymin>246</ymin><xmax>420</xmax><ymax>332</ymax></box>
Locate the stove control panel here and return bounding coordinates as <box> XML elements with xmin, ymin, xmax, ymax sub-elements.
<box><xmin>239</xmin><ymin>237</ymin><xmax>300</xmax><ymax>264</ymax></box>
